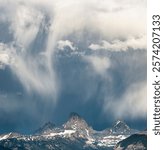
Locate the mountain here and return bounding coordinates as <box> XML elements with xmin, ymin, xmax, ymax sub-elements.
<box><xmin>35</xmin><ymin>122</ymin><xmax>56</xmax><ymax>134</ymax></box>
<box><xmin>63</xmin><ymin>112</ymin><xmax>94</xmax><ymax>138</ymax></box>
<box><xmin>63</xmin><ymin>112</ymin><xmax>90</xmax><ymax>130</ymax></box>
<box><xmin>0</xmin><ymin>113</ymin><xmax>143</xmax><ymax>150</ymax></box>
<box><xmin>114</xmin><ymin>133</ymin><xmax>147</xmax><ymax>150</ymax></box>
<box><xmin>110</xmin><ymin>120</ymin><xmax>138</xmax><ymax>135</ymax></box>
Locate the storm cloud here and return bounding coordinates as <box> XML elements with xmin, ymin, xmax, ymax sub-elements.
<box><xmin>0</xmin><ymin>0</ymin><xmax>146</xmax><ymax>133</ymax></box>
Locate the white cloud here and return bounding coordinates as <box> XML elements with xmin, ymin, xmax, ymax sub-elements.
<box><xmin>84</xmin><ymin>56</ymin><xmax>110</xmax><ymax>75</ymax></box>
<box><xmin>89</xmin><ymin>35</ymin><xmax>146</xmax><ymax>51</ymax></box>
<box><xmin>57</xmin><ymin>40</ymin><xmax>76</xmax><ymax>51</ymax></box>
<box><xmin>0</xmin><ymin>43</ymin><xmax>15</xmax><ymax>69</ymax></box>
<box><xmin>0</xmin><ymin>42</ymin><xmax>58</xmax><ymax>96</ymax></box>
<box><xmin>104</xmin><ymin>81</ymin><xmax>147</xmax><ymax>119</ymax></box>
<box><xmin>0</xmin><ymin>1</ymin><xmax>58</xmax><ymax>97</ymax></box>
<box><xmin>0</xmin><ymin>0</ymin><xmax>147</xmax><ymax>130</ymax></box>
<box><xmin>0</xmin><ymin>53</ymin><xmax>10</xmax><ymax>69</ymax></box>
<box><xmin>0</xmin><ymin>0</ymin><xmax>146</xmax><ymax>41</ymax></box>
<box><xmin>10</xmin><ymin>4</ymin><xmax>44</xmax><ymax>48</ymax></box>
<box><xmin>12</xmin><ymin>55</ymin><xmax>59</xmax><ymax>96</ymax></box>
<box><xmin>0</xmin><ymin>0</ymin><xmax>146</xmax><ymax>102</ymax></box>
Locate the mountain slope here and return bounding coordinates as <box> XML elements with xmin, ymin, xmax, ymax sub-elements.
<box><xmin>110</xmin><ymin>120</ymin><xmax>138</xmax><ymax>135</ymax></box>
<box><xmin>35</xmin><ymin>122</ymin><xmax>56</xmax><ymax>134</ymax></box>
<box><xmin>114</xmin><ymin>133</ymin><xmax>147</xmax><ymax>150</ymax></box>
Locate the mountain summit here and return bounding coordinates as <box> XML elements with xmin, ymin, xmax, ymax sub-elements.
<box><xmin>110</xmin><ymin>120</ymin><xmax>137</xmax><ymax>135</ymax></box>
<box><xmin>63</xmin><ymin>112</ymin><xmax>90</xmax><ymax>130</ymax></box>
<box><xmin>69</xmin><ymin>112</ymin><xmax>82</xmax><ymax>120</ymax></box>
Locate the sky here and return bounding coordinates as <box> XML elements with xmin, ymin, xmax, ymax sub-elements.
<box><xmin>0</xmin><ymin>0</ymin><xmax>146</xmax><ymax>134</ymax></box>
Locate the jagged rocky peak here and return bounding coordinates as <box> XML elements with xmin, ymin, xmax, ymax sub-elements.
<box><xmin>63</xmin><ymin>112</ymin><xmax>90</xmax><ymax>130</ymax></box>
<box><xmin>113</xmin><ymin>120</ymin><xmax>129</xmax><ymax>128</ymax></box>
<box><xmin>69</xmin><ymin>112</ymin><xmax>82</xmax><ymax>120</ymax></box>
<box><xmin>35</xmin><ymin>121</ymin><xmax>56</xmax><ymax>134</ymax></box>
<box><xmin>111</xmin><ymin>120</ymin><xmax>131</xmax><ymax>134</ymax></box>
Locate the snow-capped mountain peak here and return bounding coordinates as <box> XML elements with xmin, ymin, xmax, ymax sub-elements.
<box><xmin>113</xmin><ymin>120</ymin><xmax>130</xmax><ymax>129</ymax></box>
<box><xmin>110</xmin><ymin>120</ymin><xmax>136</xmax><ymax>135</ymax></box>
<box><xmin>62</xmin><ymin>112</ymin><xmax>95</xmax><ymax>139</ymax></box>
<box><xmin>63</xmin><ymin>112</ymin><xmax>89</xmax><ymax>130</ymax></box>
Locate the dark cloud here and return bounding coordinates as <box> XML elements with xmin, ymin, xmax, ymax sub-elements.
<box><xmin>0</xmin><ymin>49</ymin><xmax>146</xmax><ymax>134</ymax></box>
<box><xmin>0</xmin><ymin>0</ymin><xmax>146</xmax><ymax>134</ymax></box>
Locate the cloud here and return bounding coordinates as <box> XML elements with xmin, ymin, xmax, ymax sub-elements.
<box><xmin>12</xmin><ymin>56</ymin><xmax>58</xmax><ymax>96</ymax></box>
<box><xmin>0</xmin><ymin>0</ymin><xmax>146</xmax><ymax>41</ymax></box>
<box><xmin>89</xmin><ymin>35</ymin><xmax>146</xmax><ymax>51</ymax></box>
<box><xmin>0</xmin><ymin>0</ymin><xmax>146</xmax><ymax>130</ymax></box>
<box><xmin>0</xmin><ymin>52</ymin><xmax>10</xmax><ymax>69</ymax></box>
<box><xmin>0</xmin><ymin>43</ymin><xmax>15</xmax><ymax>69</ymax></box>
<box><xmin>0</xmin><ymin>1</ymin><xmax>58</xmax><ymax>97</ymax></box>
<box><xmin>81</xmin><ymin>50</ymin><xmax>147</xmax><ymax>120</ymax></box>
<box><xmin>3</xmin><ymin>0</ymin><xmax>146</xmax><ymax>48</ymax></box>
<box><xmin>104</xmin><ymin>81</ymin><xmax>147</xmax><ymax>119</ymax></box>
<box><xmin>0</xmin><ymin>43</ymin><xmax>58</xmax><ymax>96</ymax></box>
<box><xmin>84</xmin><ymin>56</ymin><xmax>110</xmax><ymax>75</ymax></box>
<box><xmin>10</xmin><ymin>4</ymin><xmax>44</xmax><ymax>48</ymax></box>
<box><xmin>0</xmin><ymin>0</ymin><xmax>146</xmax><ymax>107</ymax></box>
<box><xmin>57</xmin><ymin>40</ymin><xmax>77</xmax><ymax>51</ymax></box>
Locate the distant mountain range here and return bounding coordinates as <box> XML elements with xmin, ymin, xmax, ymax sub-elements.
<box><xmin>0</xmin><ymin>112</ymin><xmax>147</xmax><ymax>150</ymax></box>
